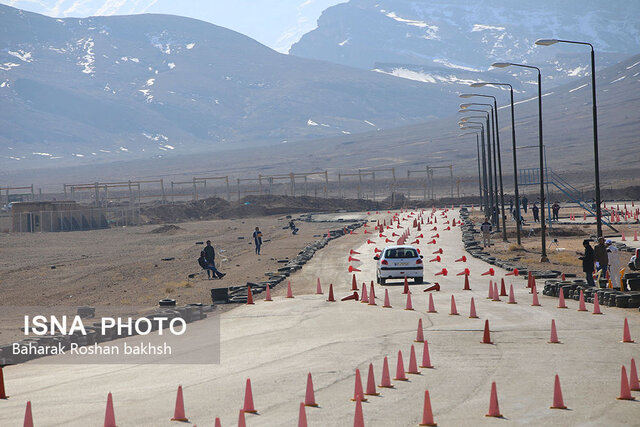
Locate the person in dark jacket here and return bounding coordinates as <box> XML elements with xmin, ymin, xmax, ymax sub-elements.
<box><xmin>593</xmin><ymin>237</ymin><xmax>608</xmax><ymax>277</ymax></box>
<box><xmin>578</xmin><ymin>239</ymin><xmax>596</xmax><ymax>286</ymax></box>
<box><xmin>532</xmin><ymin>203</ymin><xmax>540</xmax><ymax>223</ymax></box>
<box><xmin>253</xmin><ymin>227</ymin><xmax>263</xmax><ymax>255</ymax></box>
<box><xmin>203</xmin><ymin>241</ymin><xmax>225</xmax><ymax>279</ymax></box>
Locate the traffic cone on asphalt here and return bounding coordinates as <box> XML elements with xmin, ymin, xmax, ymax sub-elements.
<box><xmin>434</xmin><ymin>268</ymin><xmax>447</xmax><ymax>276</ymax></box>
<box><xmin>316</xmin><ymin>278</ymin><xmax>323</xmax><ymax>295</ymax></box>
<box><xmin>215</xmin><ymin>417</ymin><xmax>221</xmax><ymax>427</ymax></box>
<box><xmin>349</xmin><ymin>265</ymin><xmax>361</xmax><ymax>273</ymax></box>
<box><xmin>298</xmin><ymin>402</ymin><xmax>308</xmax><ymax>427</ymax></box>
<box><xmin>351</xmin><ymin>369</ymin><xmax>367</xmax><ymax>402</ymax></box>
<box><xmin>550</xmin><ymin>375</ymin><xmax>567</xmax><ymax>409</ymax></box>
<box><xmin>481</xmin><ymin>320</ymin><xmax>493</xmax><ymax>344</ymax></box>
<box><xmin>593</xmin><ymin>293</ymin><xmax>603</xmax><ymax>314</ymax></box>
<box><xmin>403</xmin><ymin>276</ymin><xmax>409</xmax><ymax>294</ymax></box>
<box><xmin>463</xmin><ymin>274</ymin><xmax>471</xmax><ymax>290</ymax></box>
<box><xmin>327</xmin><ymin>284</ymin><xmax>336</xmax><ymax>302</ymax></box>
<box><xmin>341</xmin><ymin>292</ymin><xmax>359</xmax><ymax>301</ymax></box>
<box><xmin>286</xmin><ymin>281</ymin><xmax>294</xmax><ymax>298</ymax></box>
<box><xmin>481</xmin><ymin>268</ymin><xmax>495</xmax><ymax>276</ymax></box>
<box><xmin>24</xmin><ymin>401</ymin><xmax>34</xmax><ymax>427</ymax></box>
<box><xmin>394</xmin><ymin>351</ymin><xmax>408</xmax><ymax>381</ymax></box>
<box><xmin>415</xmin><ymin>319</ymin><xmax>425</xmax><ymax>342</ymax></box>
<box><xmin>354</xmin><ymin>400</ymin><xmax>365</xmax><ymax>427</ymax></box>
<box><xmin>622</xmin><ymin>318</ymin><xmax>634</xmax><ymax>343</ymax></box>
<box><xmin>492</xmin><ymin>282</ymin><xmax>501</xmax><ymax>301</ymax></box>
<box><xmin>351</xmin><ymin>274</ymin><xmax>358</xmax><ymax>291</ymax></box>
<box><xmin>379</xmin><ymin>357</ymin><xmax>393</xmax><ymax>388</ymax></box>
<box><xmin>407</xmin><ymin>345</ymin><xmax>420</xmax><ymax>374</ymax></box>
<box><xmin>305</xmin><ymin>373</ymin><xmax>318</xmax><ymax>407</ymax></box>
<box><xmin>617</xmin><ymin>366</ymin><xmax>635</xmax><ymax>400</ymax></box>
<box><xmin>405</xmin><ymin>291</ymin><xmax>414</xmax><ymax>311</ymax></box>
<box><xmin>487</xmin><ymin>280</ymin><xmax>494</xmax><ymax>299</ymax></box>
<box><xmin>500</xmin><ymin>278</ymin><xmax>507</xmax><ymax>296</ymax></box>
<box><xmin>469</xmin><ymin>297</ymin><xmax>479</xmax><ymax>318</ymax></box>
<box><xmin>350</xmin><ymin>249</ymin><xmax>361</xmax><ymax>255</ymax></box>
<box><xmin>369</xmin><ymin>283</ymin><xmax>376</xmax><ymax>305</ymax></box>
<box><xmin>242</xmin><ymin>379</ymin><xmax>258</xmax><ymax>413</ymax></box>
<box><xmin>577</xmin><ymin>290</ymin><xmax>587</xmax><ymax>311</ymax></box>
<box><xmin>557</xmin><ymin>290</ymin><xmax>567</xmax><ymax>308</ymax></box>
<box><xmin>420</xmin><ymin>340</ymin><xmax>433</xmax><ymax>369</ymax></box>
<box><xmin>549</xmin><ymin>319</ymin><xmax>560</xmax><ymax>344</ymax></box>
<box><xmin>383</xmin><ymin>289</ymin><xmax>392</xmax><ymax>308</ymax></box>
<box><xmin>348</xmin><ymin>255</ymin><xmax>360</xmax><ymax>262</ymax></box>
<box><xmin>0</xmin><ymin>365</ymin><xmax>8</xmax><ymax>399</ymax></box>
<box><xmin>507</xmin><ymin>285</ymin><xmax>517</xmax><ymax>304</ymax></box>
<box><xmin>364</xmin><ymin>363</ymin><xmax>379</xmax><ymax>396</ymax></box>
<box><xmin>427</xmin><ymin>293</ymin><xmax>437</xmax><ymax>313</ymax></box>
<box><xmin>419</xmin><ymin>390</ymin><xmax>437</xmax><ymax>426</ymax></box>
<box><xmin>449</xmin><ymin>295</ymin><xmax>459</xmax><ymax>315</ymax></box>
<box><xmin>485</xmin><ymin>382</ymin><xmax>502</xmax><ymax>417</ymax></box>
<box><xmin>630</xmin><ymin>359</ymin><xmax>640</xmax><ymax>391</ymax></box>
<box><xmin>238</xmin><ymin>409</ymin><xmax>246</xmax><ymax>427</ymax></box>
<box><xmin>531</xmin><ymin>284</ymin><xmax>541</xmax><ymax>306</ymax></box>
<box><xmin>527</xmin><ymin>271</ymin><xmax>533</xmax><ymax>288</ymax></box>
<box><xmin>265</xmin><ymin>284</ymin><xmax>273</xmax><ymax>301</ymax></box>
<box><xmin>361</xmin><ymin>283</ymin><xmax>368</xmax><ymax>304</ymax></box>
<box><xmin>246</xmin><ymin>286</ymin><xmax>254</xmax><ymax>305</ymax></box>
<box><xmin>622</xmin><ymin>231</ymin><xmax>626</xmax><ymax>241</ymax></box>
<box><xmin>104</xmin><ymin>393</ymin><xmax>116</xmax><ymax>427</ymax></box>
<box><xmin>171</xmin><ymin>385</ymin><xmax>189</xmax><ymax>421</ymax></box>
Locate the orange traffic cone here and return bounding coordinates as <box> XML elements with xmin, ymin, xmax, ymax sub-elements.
<box><xmin>622</xmin><ymin>318</ymin><xmax>634</xmax><ymax>343</ymax></box>
<box><xmin>405</xmin><ymin>291</ymin><xmax>414</xmax><ymax>311</ymax></box>
<box><xmin>549</xmin><ymin>319</ymin><xmax>560</xmax><ymax>344</ymax></box>
<box><xmin>242</xmin><ymin>379</ymin><xmax>258</xmax><ymax>413</ymax></box>
<box><xmin>629</xmin><ymin>359</ymin><xmax>640</xmax><ymax>391</ymax></box>
<box><xmin>577</xmin><ymin>290</ymin><xmax>587</xmax><ymax>311</ymax></box>
<box><xmin>415</xmin><ymin>318</ymin><xmax>425</xmax><ymax>342</ymax></box>
<box><xmin>507</xmin><ymin>285</ymin><xmax>517</xmax><ymax>304</ymax></box>
<box><xmin>500</xmin><ymin>278</ymin><xmax>507</xmax><ymax>297</ymax></box>
<box><xmin>481</xmin><ymin>320</ymin><xmax>493</xmax><ymax>344</ymax></box>
<box><xmin>349</xmin><ymin>265</ymin><xmax>361</xmax><ymax>273</ymax></box>
<box><xmin>449</xmin><ymin>295</ymin><xmax>459</xmax><ymax>315</ymax></box>
<box><xmin>298</xmin><ymin>402</ymin><xmax>308</xmax><ymax>427</ymax></box>
<box><xmin>364</xmin><ymin>363</ymin><xmax>379</xmax><ymax>396</ymax></box>
<box><xmin>427</xmin><ymin>293</ymin><xmax>437</xmax><ymax>313</ymax></box>
<box><xmin>286</xmin><ymin>281</ymin><xmax>294</xmax><ymax>298</ymax></box>
<box><xmin>469</xmin><ymin>297</ymin><xmax>479</xmax><ymax>318</ymax></box>
<box><xmin>593</xmin><ymin>293</ymin><xmax>602</xmax><ymax>314</ymax></box>
<box><xmin>246</xmin><ymin>286</ymin><xmax>254</xmax><ymax>305</ymax></box>
<box><xmin>305</xmin><ymin>373</ymin><xmax>318</xmax><ymax>407</ymax></box>
<box><xmin>265</xmin><ymin>284</ymin><xmax>273</xmax><ymax>301</ymax></box>
<box><xmin>352</xmin><ymin>274</ymin><xmax>358</xmax><ymax>291</ymax></box>
<box><xmin>361</xmin><ymin>283</ymin><xmax>368</xmax><ymax>304</ymax></box>
<box><xmin>531</xmin><ymin>284</ymin><xmax>541</xmax><ymax>306</ymax></box>
<box><xmin>394</xmin><ymin>350</ymin><xmax>408</xmax><ymax>381</ymax></box>
<box><xmin>557</xmin><ymin>290</ymin><xmax>567</xmax><ymax>308</ymax></box>
<box><xmin>403</xmin><ymin>276</ymin><xmax>409</xmax><ymax>294</ymax></box>
<box><xmin>383</xmin><ymin>289</ymin><xmax>392</xmax><ymax>308</ymax></box>
<box><xmin>24</xmin><ymin>401</ymin><xmax>34</xmax><ymax>427</ymax></box>
<box><xmin>327</xmin><ymin>284</ymin><xmax>336</xmax><ymax>302</ymax></box>
<box><xmin>463</xmin><ymin>274</ymin><xmax>471</xmax><ymax>290</ymax></box>
<box><xmin>485</xmin><ymin>382</ymin><xmax>503</xmax><ymax>417</ymax></box>
<box><xmin>351</xmin><ymin>369</ymin><xmax>367</xmax><ymax>402</ymax></box>
<box><xmin>407</xmin><ymin>345</ymin><xmax>420</xmax><ymax>374</ymax></box>
<box><xmin>0</xmin><ymin>365</ymin><xmax>8</xmax><ymax>399</ymax></box>
<box><xmin>316</xmin><ymin>278</ymin><xmax>323</xmax><ymax>295</ymax></box>
<box><xmin>354</xmin><ymin>399</ymin><xmax>365</xmax><ymax>427</ymax></box>
<box><xmin>550</xmin><ymin>374</ymin><xmax>567</xmax><ymax>409</ymax></box>
<box><xmin>171</xmin><ymin>385</ymin><xmax>189</xmax><ymax>421</ymax></box>
<box><xmin>527</xmin><ymin>271</ymin><xmax>533</xmax><ymax>289</ymax></box>
<box><xmin>419</xmin><ymin>390</ymin><xmax>437</xmax><ymax>426</ymax></box>
<box><xmin>617</xmin><ymin>366</ymin><xmax>635</xmax><ymax>400</ymax></box>
<box><xmin>238</xmin><ymin>409</ymin><xmax>246</xmax><ymax>427</ymax></box>
<box><xmin>487</xmin><ymin>280</ymin><xmax>494</xmax><ymax>299</ymax></box>
<box><xmin>420</xmin><ymin>340</ymin><xmax>433</xmax><ymax>369</ymax></box>
<box><xmin>369</xmin><ymin>282</ymin><xmax>376</xmax><ymax>305</ymax></box>
<box><xmin>379</xmin><ymin>357</ymin><xmax>394</xmax><ymax>388</ymax></box>
<box><xmin>492</xmin><ymin>282</ymin><xmax>501</xmax><ymax>302</ymax></box>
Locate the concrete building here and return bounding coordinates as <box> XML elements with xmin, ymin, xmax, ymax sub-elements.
<box><xmin>12</xmin><ymin>201</ymin><xmax>109</xmax><ymax>232</ymax></box>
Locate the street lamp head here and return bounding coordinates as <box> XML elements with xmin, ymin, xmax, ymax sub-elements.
<box><xmin>491</xmin><ymin>62</ymin><xmax>512</xmax><ymax>68</ymax></box>
<box><xmin>535</xmin><ymin>38</ymin><xmax>559</xmax><ymax>46</ymax></box>
<box><xmin>470</xmin><ymin>82</ymin><xmax>488</xmax><ymax>87</ymax></box>
<box><xmin>460</xmin><ymin>103</ymin><xmax>472</xmax><ymax>108</ymax></box>
<box><xmin>459</xmin><ymin>93</ymin><xmax>475</xmax><ymax>98</ymax></box>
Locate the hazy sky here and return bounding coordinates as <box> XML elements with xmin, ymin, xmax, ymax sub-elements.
<box><xmin>1</xmin><ymin>0</ymin><xmax>347</xmax><ymax>52</ymax></box>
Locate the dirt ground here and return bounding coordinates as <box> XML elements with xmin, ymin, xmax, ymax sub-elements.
<box><xmin>469</xmin><ymin>202</ymin><xmax>640</xmax><ymax>276</ymax></box>
<box><xmin>0</xmin><ymin>212</ymin><xmax>361</xmax><ymax>345</ymax></box>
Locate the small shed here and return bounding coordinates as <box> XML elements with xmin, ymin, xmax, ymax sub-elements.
<box><xmin>12</xmin><ymin>201</ymin><xmax>108</xmax><ymax>232</ymax></box>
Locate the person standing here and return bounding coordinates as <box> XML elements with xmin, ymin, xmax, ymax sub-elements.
<box><xmin>480</xmin><ymin>218</ymin><xmax>492</xmax><ymax>248</ymax></box>
<box><xmin>532</xmin><ymin>203</ymin><xmax>540</xmax><ymax>223</ymax></box>
<box><xmin>606</xmin><ymin>239</ymin><xmax>622</xmax><ymax>289</ymax></box>
<box><xmin>578</xmin><ymin>239</ymin><xmax>596</xmax><ymax>287</ymax></box>
<box><xmin>552</xmin><ymin>201</ymin><xmax>560</xmax><ymax>221</ymax></box>
<box><xmin>509</xmin><ymin>198</ymin><xmax>514</xmax><ymax>215</ymax></box>
<box><xmin>593</xmin><ymin>237</ymin><xmax>608</xmax><ymax>278</ymax></box>
<box><xmin>253</xmin><ymin>227</ymin><xmax>263</xmax><ymax>255</ymax></box>
<box><xmin>204</xmin><ymin>240</ymin><xmax>225</xmax><ymax>279</ymax></box>
<box><xmin>521</xmin><ymin>195</ymin><xmax>528</xmax><ymax>214</ymax></box>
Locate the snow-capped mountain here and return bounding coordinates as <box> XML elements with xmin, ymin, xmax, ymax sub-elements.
<box><xmin>290</xmin><ymin>0</ymin><xmax>640</xmax><ymax>89</ymax></box>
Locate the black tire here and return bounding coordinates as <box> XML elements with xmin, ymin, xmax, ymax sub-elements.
<box><xmin>414</xmin><ymin>277</ymin><xmax>423</xmax><ymax>284</ymax></box>
<box><xmin>376</xmin><ymin>275</ymin><xmax>381</xmax><ymax>285</ymax></box>
<box><xmin>380</xmin><ymin>277</ymin><xmax>386</xmax><ymax>286</ymax></box>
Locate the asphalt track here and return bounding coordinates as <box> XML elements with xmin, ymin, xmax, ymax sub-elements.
<box><xmin>1</xmin><ymin>209</ymin><xmax>639</xmax><ymax>426</ymax></box>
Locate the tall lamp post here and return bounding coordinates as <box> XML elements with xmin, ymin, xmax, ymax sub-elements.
<box><xmin>461</xmin><ymin>94</ymin><xmax>507</xmax><ymax>241</ymax></box>
<box><xmin>536</xmin><ymin>38</ymin><xmax>602</xmax><ymax>238</ymax></box>
<box><xmin>460</xmin><ymin>131</ymin><xmax>484</xmax><ymax>208</ymax></box>
<box><xmin>471</xmin><ymin>81</ymin><xmax>521</xmax><ymax>246</ymax></box>
<box><xmin>460</xmin><ymin>122</ymin><xmax>488</xmax><ymax>213</ymax></box>
<box><xmin>461</xmin><ymin>102</ymin><xmax>501</xmax><ymax>234</ymax></box>
<box><xmin>491</xmin><ymin>62</ymin><xmax>549</xmax><ymax>262</ymax></box>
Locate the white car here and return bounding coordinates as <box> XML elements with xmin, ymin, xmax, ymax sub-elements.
<box><xmin>374</xmin><ymin>245</ymin><xmax>423</xmax><ymax>285</ymax></box>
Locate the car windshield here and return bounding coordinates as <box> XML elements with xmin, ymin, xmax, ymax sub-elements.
<box><xmin>385</xmin><ymin>248</ymin><xmax>418</xmax><ymax>258</ymax></box>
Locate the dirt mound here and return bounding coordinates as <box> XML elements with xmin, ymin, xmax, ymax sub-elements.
<box><xmin>149</xmin><ymin>224</ymin><xmax>185</xmax><ymax>234</ymax></box>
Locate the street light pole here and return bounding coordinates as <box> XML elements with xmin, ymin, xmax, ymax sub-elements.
<box><xmin>536</xmin><ymin>38</ymin><xmax>602</xmax><ymax>238</ymax></box>
<box><xmin>460</xmin><ymin>132</ymin><xmax>483</xmax><ymax>208</ymax></box>
<box><xmin>460</xmin><ymin>121</ymin><xmax>488</xmax><ymax>213</ymax></box>
<box><xmin>492</xmin><ymin>62</ymin><xmax>548</xmax><ymax>261</ymax></box>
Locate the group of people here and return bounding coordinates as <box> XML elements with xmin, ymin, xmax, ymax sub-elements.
<box><xmin>508</xmin><ymin>196</ymin><xmax>555</xmax><ymax>225</ymax></box>
<box><xmin>197</xmin><ymin>227</ymin><xmax>266</xmax><ymax>279</ymax></box>
<box><xmin>578</xmin><ymin>237</ymin><xmax>623</xmax><ymax>288</ymax></box>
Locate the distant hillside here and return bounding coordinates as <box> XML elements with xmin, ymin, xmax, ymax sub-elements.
<box><xmin>0</xmin><ymin>4</ymin><xmax>447</xmax><ymax>168</ymax></box>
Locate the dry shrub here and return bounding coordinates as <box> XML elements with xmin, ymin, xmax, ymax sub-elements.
<box><xmin>508</xmin><ymin>244</ymin><xmax>526</xmax><ymax>252</ymax></box>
